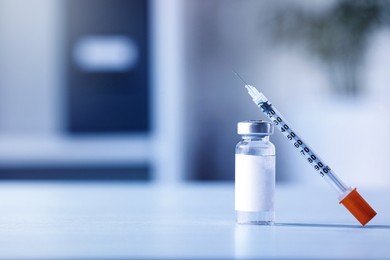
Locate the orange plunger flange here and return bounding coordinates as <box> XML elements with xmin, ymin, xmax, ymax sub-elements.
<box><xmin>339</xmin><ymin>188</ymin><xmax>377</xmax><ymax>226</ymax></box>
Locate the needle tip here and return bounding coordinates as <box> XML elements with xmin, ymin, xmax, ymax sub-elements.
<box><xmin>233</xmin><ymin>70</ymin><xmax>248</xmax><ymax>85</ymax></box>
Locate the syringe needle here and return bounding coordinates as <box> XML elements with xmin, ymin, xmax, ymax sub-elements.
<box><xmin>234</xmin><ymin>73</ymin><xmax>269</xmax><ymax>104</ymax></box>
<box><xmin>233</xmin><ymin>70</ymin><xmax>248</xmax><ymax>85</ymax></box>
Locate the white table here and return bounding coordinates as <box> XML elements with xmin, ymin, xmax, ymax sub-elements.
<box><xmin>0</xmin><ymin>182</ymin><xmax>388</xmax><ymax>259</ymax></box>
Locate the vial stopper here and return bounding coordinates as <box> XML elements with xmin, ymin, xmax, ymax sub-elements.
<box><xmin>339</xmin><ymin>188</ymin><xmax>377</xmax><ymax>226</ymax></box>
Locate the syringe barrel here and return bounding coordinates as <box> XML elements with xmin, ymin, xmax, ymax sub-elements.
<box><xmin>256</xmin><ymin>99</ymin><xmax>350</xmax><ymax>195</ymax></box>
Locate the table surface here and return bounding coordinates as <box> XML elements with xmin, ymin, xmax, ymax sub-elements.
<box><xmin>0</xmin><ymin>181</ymin><xmax>388</xmax><ymax>259</ymax></box>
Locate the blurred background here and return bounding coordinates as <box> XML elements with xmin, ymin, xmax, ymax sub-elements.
<box><xmin>0</xmin><ymin>0</ymin><xmax>389</xmax><ymax>187</ymax></box>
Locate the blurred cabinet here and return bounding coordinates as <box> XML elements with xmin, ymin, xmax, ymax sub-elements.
<box><xmin>65</xmin><ymin>0</ymin><xmax>150</xmax><ymax>133</ymax></box>
<box><xmin>0</xmin><ymin>0</ymin><xmax>186</xmax><ymax>182</ymax></box>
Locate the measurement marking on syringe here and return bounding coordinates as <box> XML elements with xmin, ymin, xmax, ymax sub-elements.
<box><xmin>262</xmin><ymin>105</ymin><xmax>330</xmax><ymax>177</ymax></box>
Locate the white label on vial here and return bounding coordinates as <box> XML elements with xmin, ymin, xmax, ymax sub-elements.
<box><xmin>235</xmin><ymin>154</ymin><xmax>275</xmax><ymax>212</ymax></box>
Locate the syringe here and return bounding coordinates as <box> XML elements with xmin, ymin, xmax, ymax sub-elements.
<box><xmin>238</xmin><ymin>76</ymin><xmax>377</xmax><ymax>225</ymax></box>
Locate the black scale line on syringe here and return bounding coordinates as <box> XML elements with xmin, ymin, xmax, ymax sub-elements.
<box><xmin>259</xmin><ymin>100</ymin><xmax>330</xmax><ymax>178</ymax></box>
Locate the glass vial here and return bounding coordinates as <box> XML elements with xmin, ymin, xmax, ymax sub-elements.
<box><xmin>235</xmin><ymin>120</ymin><xmax>275</xmax><ymax>225</ymax></box>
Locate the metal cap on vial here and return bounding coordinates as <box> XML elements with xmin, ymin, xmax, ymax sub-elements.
<box><xmin>237</xmin><ymin>120</ymin><xmax>274</xmax><ymax>135</ymax></box>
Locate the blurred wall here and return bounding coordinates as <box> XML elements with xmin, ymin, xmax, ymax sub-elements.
<box><xmin>1</xmin><ymin>0</ymin><xmax>390</xmax><ymax>187</ymax></box>
<box><xmin>0</xmin><ymin>0</ymin><xmax>61</xmax><ymax>135</ymax></box>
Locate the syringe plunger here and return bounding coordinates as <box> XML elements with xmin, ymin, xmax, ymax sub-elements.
<box><xmin>339</xmin><ymin>188</ymin><xmax>376</xmax><ymax>226</ymax></box>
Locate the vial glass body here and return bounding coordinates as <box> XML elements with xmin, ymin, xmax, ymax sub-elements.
<box><xmin>235</xmin><ymin>135</ymin><xmax>276</xmax><ymax>225</ymax></box>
